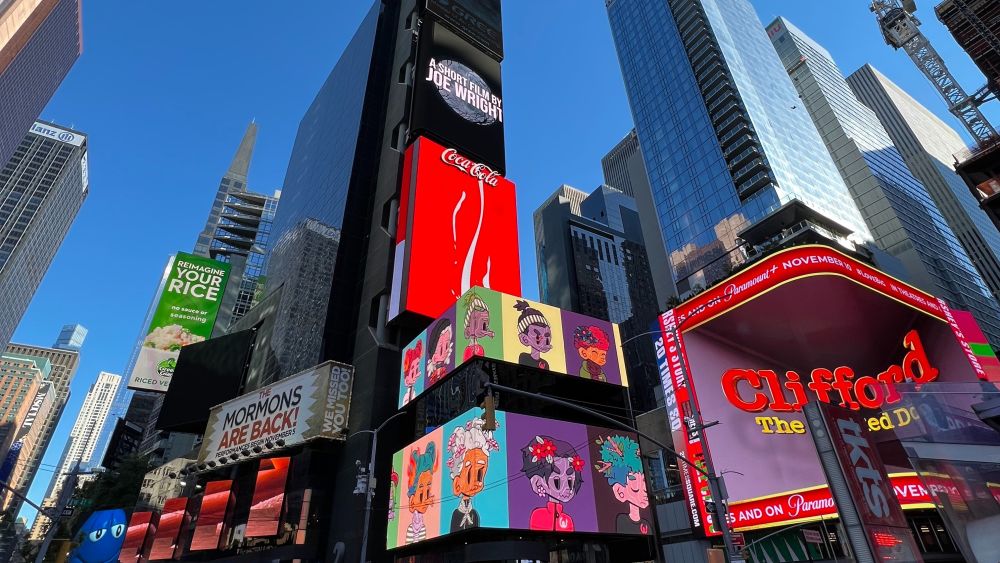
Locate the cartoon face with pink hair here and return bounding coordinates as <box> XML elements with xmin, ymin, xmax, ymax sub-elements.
<box><xmin>401</xmin><ymin>340</ymin><xmax>423</xmax><ymax>405</ymax></box>
<box><xmin>574</xmin><ymin>325</ymin><xmax>610</xmax><ymax>382</ymax></box>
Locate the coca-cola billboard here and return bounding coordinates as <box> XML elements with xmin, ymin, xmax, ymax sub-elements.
<box><xmin>411</xmin><ymin>20</ymin><xmax>504</xmax><ymax>172</ymax></box>
<box><xmin>389</xmin><ymin>136</ymin><xmax>520</xmax><ymax>321</ymax></box>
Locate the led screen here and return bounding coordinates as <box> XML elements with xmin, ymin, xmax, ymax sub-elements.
<box><xmin>118</xmin><ymin>511</ymin><xmax>157</xmax><ymax>562</ymax></box>
<box><xmin>189</xmin><ymin>480</ymin><xmax>234</xmax><ymax>551</ymax></box>
<box><xmin>246</xmin><ymin>457</ymin><xmax>291</xmax><ymax>537</ymax></box>
<box><xmin>148</xmin><ymin>497</ymin><xmax>189</xmax><ymax>560</ymax></box>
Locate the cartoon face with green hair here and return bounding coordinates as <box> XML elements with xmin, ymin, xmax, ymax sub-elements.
<box><xmin>594</xmin><ymin>435</ymin><xmax>651</xmax><ymax>535</ymax></box>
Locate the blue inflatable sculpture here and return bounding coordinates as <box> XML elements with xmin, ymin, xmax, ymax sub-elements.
<box><xmin>68</xmin><ymin>509</ymin><xmax>128</xmax><ymax>563</ymax></box>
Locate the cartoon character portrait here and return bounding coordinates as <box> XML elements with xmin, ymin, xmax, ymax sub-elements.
<box><xmin>426</xmin><ymin>319</ymin><xmax>454</xmax><ymax>386</ymax></box>
<box><xmin>595</xmin><ymin>435</ymin><xmax>651</xmax><ymax>535</ymax></box>
<box><xmin>401</xmin><ymin>340</ymin><xmax>423</xmax><ymax>406</ymax></box>
<box><xmin>521</xmin><ymin>436</ymin><xmax>584</xmax><ymax>532</ymax></box>
<box><xmin>446</xmin><ymin>417</ymin><xmax>500</xmax><ymax>532</ymax></box>
<box><xmin>388</xmin><ymin>469</ymin><xmax>399</xmax><ymax>522</ymax></box>
<box><xmin>514</xmin><ymin>300</ymin><xmax>552</xmax><ymax>370</ymax></box>
<box><xmin>68</xmin><ymin>509</ymin><xmax>128</xmax><ymax>563</ymax></box>
<box><xmin>463</xmin><ymin>291</ymin><xmax>495</xmax><ymax>361</ymax></box>
<box><xmin>405</xmin><ymin>443</ymin><xmax>438</xmax><ymax>544</ymax></box>
<box><xmin>574</xmin><ymin>325</ymin><xmax>610</xmax><ymax>382</ymax></box>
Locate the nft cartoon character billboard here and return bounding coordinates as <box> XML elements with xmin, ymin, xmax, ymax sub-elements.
<box><xmin>592</xmin><ymin>433</ymin><xmax>652</xmax><ymax>535</ymax></box>
<box><xmin>443</xmin><ymin>410</ymin><xmax>508</xmax><ymax>532</ymax></box>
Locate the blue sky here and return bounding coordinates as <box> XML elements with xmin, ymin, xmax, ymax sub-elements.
<box><xmin>14</xmin><ymin>0</ymin><xmax>999</xmax><ymax>524</ymax></box>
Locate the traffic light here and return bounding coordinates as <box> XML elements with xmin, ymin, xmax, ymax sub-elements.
<box><xmin>476</xmin><ymin>386</ymin><xmax>496</xmax><ymax>431</ymax></box>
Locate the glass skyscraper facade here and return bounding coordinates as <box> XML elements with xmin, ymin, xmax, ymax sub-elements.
<box><xmin>770</xmin><ymin>17</ymin><xmax>1000</xmax><ymax>345</ymax></box>
<box><xmin>0</xmin><ymin>121</ymin><xmax>88</xmax><ymax>351</ymax></box>
<box><xmin>606</xmin><ymin>0</ymin><xmax>872</xmax><ymax>292</ymax></box>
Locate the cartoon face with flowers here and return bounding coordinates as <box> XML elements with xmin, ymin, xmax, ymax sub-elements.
<box><xmin>521</xmin><ymin>435</ymin><xmax>585</xmax><ymax>532</ymax></box>
<box><xmin>446</xmin><ymin>417</ymin><xmax>500</xmax><ymax>532</ymax></box>
<box><xmin>594</xmin><ymin>435</ymin><xmax>651</xmax><ymax>535</ymax></box>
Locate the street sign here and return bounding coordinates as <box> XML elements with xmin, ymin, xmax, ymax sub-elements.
<box><xmin>802</xmin><ymin>528</ymin><xmax>824</xmax><ymax>544</ymax></box>
<box><xmin>61</xmin><ymin>507</ymin><xmax>74</xmax><ymax>518</ymax></box>
<box><xmin>731</xmin><ymin>532</ymin><xmax>746</xmax><ymax>548</ymax></box>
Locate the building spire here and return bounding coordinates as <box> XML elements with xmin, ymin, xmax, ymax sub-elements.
<box><xmin>226</xmin><ymin>121</ymin><xmax>258</xmax><ymax>187</ymax></box>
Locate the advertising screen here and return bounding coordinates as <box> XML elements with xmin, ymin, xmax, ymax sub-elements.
<box><xmin>386</xmin><ymin>408</ymin><xmax>652</xmax><ymax>549</ymax></box>
<box><xmin>189</xmin><ymin>480</ymin><xmax>234</xmax><ymax>551</ymax></box>
<box><xmin>128</xmin><ymin>252</ymin><xmax>230</xmax><ymax>392</ymax></box>
<box><xmin>119</xmin><ymin>511</ymin><xmax>157</xmax><ymax>562</ymax></box>
<box><xmin>246</xmin><ymin>457</ymin><xmax>291</xmax><ymax>537</ymax></box>
<box><xmin>148</xmin><ymin>497</ymin><xmax>189</xmax><ymax>560</ymax></box>
<box><xmin>389</xmin><ymin>136</ymin><xmax>519</xmax><ymax>322</ymax></box>
<box><xmin>652</xmin><ymin>245</ymin><xmax>1000</xmax><ymax>536</ymax></box>
<box><xmin>198</xmin><ymin>361</ymin><xmax>354</xmax><ymax>465</ymax></box>
<box><xmin>425</xmin><ymin>0</ymin><xmax>503</xmax><ymax>61</ymax></box>
<box><xmin>399</xmin><ymin>287</ymin><xmax>628</xmax><ymax>407</ymax></box>
<box><xmin>410</xmin><ymin>21</ymin><xmax>505</xmax><ymax>172</ymax></box>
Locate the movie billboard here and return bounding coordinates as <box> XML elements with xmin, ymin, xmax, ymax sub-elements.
<box><xmin>399</xmin><ymin>287</ymin><xmax>628</xmax><ymax>407</ymax></box>
<box><xmin>425</xmin><ymin>0</ymin><xmax>503</xmax><ymax>61</ymax></box>
<box><xmin>246</xmin><ymin>457</ymin><xmax>291</xmax><ymax>537</ymax></box>
<box><xmin>198</xmin><ymin>361</ymin><xmax>354</xmax><ymax>465</ymax></box>
<box><xmin>128</xmin><ymin>252</ymin><xmax>230</xmax><ymax>392</ymax></box>
<box><xmin>410</xmin><ymin>21</ymin><xmax>505</xmax><ymax>172</ymax></box>
<box><xmin>386</xmin><ymin>407</ymin><xmax>652</xmax><ymax>549</ymax></box>
<box><xmin>190</xmin><ymin>480</ymin><xmax>235</xmax><ymax>551</ymax></box>
<box><xmin>652</xmin><ymin>245</ymin><xmax>1000</xmax><ymax>535</ymax></box>
<box><xmin>389</xmin><ymin>136</ymin><xmax>519</xmax><ymax>322</ymax></box>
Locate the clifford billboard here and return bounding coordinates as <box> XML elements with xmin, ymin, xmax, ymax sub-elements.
<box><xmin>389</xmin><ymin>137</ymin><xmax>520</xmax><ymax>322</ymax></box>
<box><xmin>128</xmin><ymin>252</ymin><xmax>230</xmax><ymax>392</ymax></box>
<box><xmin>399</xmin><ymin>287</ymin><xmax>628</xmax><ymax>407</ymax></box>
<box><xmin>651</xmin><ymin>245</ymin><xmax>1000</xmax><ymax>536</ymax></box>
<box><xmin>411</xmin><ymin>20</ymin><xmax>504</xmax><ymax>172</ymax></box>
<box><xmin>386</xmin><ymin>407</ymin><xmax>653</xmax><ymax>549</ymax></box>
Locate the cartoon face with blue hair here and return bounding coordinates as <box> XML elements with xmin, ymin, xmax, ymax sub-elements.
<box><xmin>594</xmin><ymin>435</ymin><xmax>652</xmax><ymax>535</ymax></box>
<box><xmin>68</xmin><ymin>509</ymin><xmax>128</xmax><ymax>563</ymax></box>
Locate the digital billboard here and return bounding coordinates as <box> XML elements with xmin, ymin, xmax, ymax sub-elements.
<box><xmin>149</xmin><ymin>497</ymin><xmax>190</xmax><ymax>560</ymax></box>
<box><xmin>399</xmin><ymin>287</ymin><xmax>628</xmax><ymax>407</ymax></box>
<box><xmin>425</xmin><ymin>0</ymin><xmax>503</xmax><ymax>61</ymax></box>
<box><xmin>119</xmin><ymin>511</ymin><xmax>157</xmax><ymax>562</ymax></box>
<box><xmin>198</xmin><ymin>361</ymin><xmax>354</xmax><ymax>465</ymax></box>
<box><xmin>128</xmin><ymin>252</ymin><xmax>230</xmax><ymax>392</ymax></box>
<box><xmin>190</xmin><ymin>480</ymin><xmax>234</xmax><ymax>551</ymax></box>
<box><xmin>410</xmin><ymin>20</ymin><xmax>505</xmax><ymax>172</ymax></box>
<box><xmin>389</xmin><ymin>136</ymin><xmax>519</xmax><ymax>322</ymax></box>
<box><xmin>651</xmin><ymin>245</ymin><xmax>1000</xmax><ymax>536</ymax></box>
<box><xmin>386</xmin><ymin>408</ymin><xmax>652</xmax><ymax>549</ymax></box>
<box><xmin>246</xmin><ymin>457</ymin><xmax>291</xmax><ymax>537</ymax></box>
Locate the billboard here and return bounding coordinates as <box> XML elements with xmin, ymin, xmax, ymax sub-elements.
<box><xmin>198</xmin><ymin>361</ymin><xmax>354</xmax><ymax>465</ymax></box>
<box><xmin>149</xmin><ymin>497</ymin><xmax>190</xmax><ymax>560</ymax></box>
<box><xmin>651</xmin><ymin>245</ymin><xmax>1000</xmax><ymax>536</ymax></box>
<box><xmin>389</xmin><ymin>136</ymin><xmax>519</xmax><ymax>322</ymax></box>
<box><xmin>128</xmin><ymin>252</ymin><xmax>230</xmax><ymax>392</ymax></box>
<box><xmin>410</xmin><ymin>21</ymin><xmax>505</xmax><ymax>172</ymax></box>
<box><xmin>246</xmin><ymin>457</ymin><xmax>291</xmax><ymax>537</ymax></box>
<box><xmin>399</xmin><ymin>287</ymin><xmax>628</xmax><ymax>407</ymax></box>
<box><xmin>425</xmin><ymin>0</ymin><xmax>503</xmax><ymax>61</ymax></box>
<box><xmin>119</xmin><ymin>511</ymin><xmax>157</xmax><ymax>562</ymax></box>
<box><xmin>190</xmin><ymin>480</ymin><xmax>235</xmax><ymax>551</ymax></box>
<box><xmin>386</xmin><ymin>408</ymin><xmax>652</xmax><ymax>549</ymax></box>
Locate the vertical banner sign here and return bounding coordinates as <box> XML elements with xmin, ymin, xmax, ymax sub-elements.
<box><xmin>149</xmin><ymin>497</ymin><xmax>190</xmax><ymax>560</ymax></box>
<box><xmin>128</xmin><ymin>252</ymin><xmax>230</xmax><ymax>392</ymax></box>
<box><xmin>246</xmin><ymin>457</ymin><xmax>292</xmax><ymax>537</ymax></box>
<box><xmin>815</xmin><ymin>404</ymin><xmax>923</xmax><ymax>562</ymax></box>
<box><xmin>190</xmin><ymin>480</ymin><xmax>235</xmax><ymax>551</ymax></box>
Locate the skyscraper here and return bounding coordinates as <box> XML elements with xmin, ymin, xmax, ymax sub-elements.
<box><xmin>606</xmin><ymin>0</ymin><xmax>872</xmax><ymax>293</ymax></box>
<box><xmin>53</xmin><ymin>323</ymin><xmax>86</xmax><ymax>351</ymax></box>
<box><xmin>30</xmin><ymin>371</ymin><xmax>120</xmax><ymax>540</ymax></box>
<box><xmin>0</xmin><ymin>121</ymin><xmax>88</xmax><ymax>351</ymax></box>
<box><xmin>848</xmin><ymin>65</ymin><xmax>1000</xmax><ymax>303</ymax></box>
<box><xmin>769</xmin><ymin>17</ymin><xmax>1000</xmax><ymax>346</ymax></box>
<box><xmin>193</xmin><ymin>123</ymin><xmax>280</xmax><ymax>331</ymax></box>
<box><xmin>601</xmin><ymin>130</ymin><xmax>675</xmax><ymax>306</ymax></box>
<box><xmin>0</xmin><ymin>353</ymin><xmax>48</xmax><ymax>457</ymax></box>
<box><xmin>935</xmin><ymin>0</ymin><xmax>1000</xmax><ymax>94</ymax></box>
<box><xmin>0</xmin><ymin>0</ymin><xmax>82</xmax><ymax>166</ymax></box>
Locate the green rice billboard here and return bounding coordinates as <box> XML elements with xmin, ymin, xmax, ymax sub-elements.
<box><xmin>127</xmin><ymin>252</ymin><xmax>230</xmax><ymax>392</ymax></box>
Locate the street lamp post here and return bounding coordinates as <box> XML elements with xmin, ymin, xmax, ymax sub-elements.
<box><xmin>351</xmin><ymin>410</ymin><xmax>407</xmax><ymax>563</ymax></box>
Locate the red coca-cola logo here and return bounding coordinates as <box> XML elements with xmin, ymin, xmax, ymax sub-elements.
<box><xmin>441</xmin><ymin>147</ymin><xmax>500</xmax><ymax>187</ymax></box>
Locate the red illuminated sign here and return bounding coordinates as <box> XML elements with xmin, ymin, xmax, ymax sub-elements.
<box><xmin>389</xmin><ymin>136</ymin><xmax>520</xmax><ymax>321</ymax></box>
<box><xmin>119</xmin><ymin>511</ymin><xmax>157</xmax><ymax>561</ymax></box>
<box><xmin>190</xmin><ymin>480</ymin><xmax>234</xmax><ymax>551</ymax></box>
<box><xmin>149</xmin><ymin>497</ymin><xmax>189</xmax><ymax>560</ymax></box>
<box><xmin>721</xmin><ymin>330</ymin><xmax>938</xmax><ymax>413</ymax></box>
<box><xmin>246</xmin><ymin>457</ymin><xmax>291</xmax><ymax>537</ymax></box>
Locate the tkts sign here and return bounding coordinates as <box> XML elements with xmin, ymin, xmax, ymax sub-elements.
<box><xmin>389</xmin><ymin>136</ymin><xmax>520</xmax><ymax>321</ymax></box>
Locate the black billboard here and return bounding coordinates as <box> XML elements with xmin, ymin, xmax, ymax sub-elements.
<box><xmin>411</xmin><ymin>20</ymin><xmax>505</xmax><ymax>172</ymax></box>
<box><xmin>425</xmin><ymin>0</ymin><xmax>503</xmax><ymax>61</ymax></box>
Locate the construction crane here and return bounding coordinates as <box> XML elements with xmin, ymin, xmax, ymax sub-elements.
<box><xmin>871</xmin><ymin>0</ymin><xmax>997</xmax><ymax>143</ymax></box>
